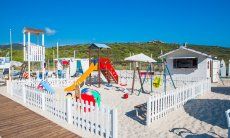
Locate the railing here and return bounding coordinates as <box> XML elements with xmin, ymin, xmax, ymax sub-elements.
<box><xmin>7</xmin><ymin>80</ymin><xmax>117</xmax><ymax>138</ymax></box>
<box><xmin>24</xmin><ymin>45</ymin><xmax>44</xmax><ymax>61</ymax></box>
<box><xmin>146</xmin><ymin>78</ymin><xmax>211</xmax><ymax>125</ymax></box>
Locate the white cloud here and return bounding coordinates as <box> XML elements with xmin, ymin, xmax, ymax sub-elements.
<box><xmin>45</xmin><ymin>27</ymin><xmax>56</xmax><ymax>35</ymax></box>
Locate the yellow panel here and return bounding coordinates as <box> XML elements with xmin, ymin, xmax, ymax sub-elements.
<box><xmin>64</xmin><ymin>63</ymin><xmax>98</xmax><ymax>92</ymax></box>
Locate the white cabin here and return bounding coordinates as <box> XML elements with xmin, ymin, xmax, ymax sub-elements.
<box><xmin>159</xmin><ymin>46</ymin><xmax>219</xmax><ymax>82</ymax></box>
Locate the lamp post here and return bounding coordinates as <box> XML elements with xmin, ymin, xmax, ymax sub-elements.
<box><xmin>9</xmin><ymin>29</ymin><xmax>13</xmax><ymax>80</ymax></box>
<box><xmin>10</xmin><ymin>29</ymin><xmax>12</xmax><ymax>61</ymax></box>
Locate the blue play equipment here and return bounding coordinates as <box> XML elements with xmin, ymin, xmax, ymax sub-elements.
<box><xmin>76</xmin><ymin>60</ymin><xmax>83</xmax><ymax>74</ymax></box>
<box><xmin>57</xmin><ymin>70</ymin><xmax>65</xmax><ymax>78</ymax></box>
<box><xmin>40</xmin><ymin>81</ymin><xmax>55</xmax><ymax>94</ymax></box>
<box><xmin>37</xmin><ymin>71</ymin><xmax>49</xmax><ymax>79</ymax></box>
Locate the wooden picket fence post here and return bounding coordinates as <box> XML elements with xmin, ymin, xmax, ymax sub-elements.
<box><xmin>112</xmin><ymin>108</ymin><xmax>118</xmax><ymax>138</ymax></box>
<box><xmin>41</xmin><ymin>92</ymin><xmax>46</xmax><ymax>111</ymax></box>
<box><xmin>146</xmin><ymin>97</ymin><xmax>151</xmax><ymax>126</ymax></box>
<box><xmin>22</xmin><ymin>85</ymin><xmax>26</xmax><ymax>103</ymax></box>
<box><xmin>66</xmin><ymin>98</ymin><xmax>73</xmax><ymax>124</ymax></box>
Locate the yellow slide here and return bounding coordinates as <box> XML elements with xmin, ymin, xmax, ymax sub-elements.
<box><xmin>64</xmin><ymin>63</ymin><xmax>98</xmax><ymax>92</ymax></box>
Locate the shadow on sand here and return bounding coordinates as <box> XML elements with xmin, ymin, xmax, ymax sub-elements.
<box><xmin>211</xmin><ymin>87</ymin><xmax>230</xmax><ymax>95</ymax></box>
<box><xmin>125</xmin><ymin>103</ymin><xmax>147</xmax><ymax>125</ymax></box>
<box><xmin>184</xmin><ymin>99</ymin><xmax>230</xmax><ymax>129</ymax></box>
<box><xmin>170</xmin><ymin>128</ymin><xmax>223</xmax><ymax>138</ymax></box>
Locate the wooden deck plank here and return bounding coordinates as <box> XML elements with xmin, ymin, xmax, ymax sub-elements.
<box><xmin>0</xmin><ymin>95</ymin><xmax>80</xmax><ymax>138</ymax></box>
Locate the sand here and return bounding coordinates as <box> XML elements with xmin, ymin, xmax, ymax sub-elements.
<box><xmin>51</xmin><ymin>75</ymin><xmax>227</xmax><ymax>138</ymax></box>
<box><xmin>1</xmin><ymin>74</ymin><xmax>229</xmax><ymax>138</ymax></box>
<box><xmin>52</xmin><ymin>73</ymin><xmax>230</xmax><ymax>138</ymax></box>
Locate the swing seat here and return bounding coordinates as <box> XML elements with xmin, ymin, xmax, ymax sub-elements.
<box><xmin>153</xmin><ymin>77</ymin><xmax>161</xmax><ymax>88</ymax></box>
<box><xmin>119</xmin><ymin>83</ymin><xmax>127</xmax><ymax>86</ymax></box>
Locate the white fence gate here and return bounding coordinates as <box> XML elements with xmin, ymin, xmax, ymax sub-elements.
<box><xmin>146</xmin><ymin>79</ymin><xmax>211</xmax><ymax>125</ymax></box>
<box><xmin>7</xmin><ymin>80</ymin><xmax>117</xmax><ymax>138</ymax></box>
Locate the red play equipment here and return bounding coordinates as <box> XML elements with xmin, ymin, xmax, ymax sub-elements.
<box><xmin>99</xmin><ymin>57</ymin><xmax>118</xmax><ymax>84</ymax></box>
<box><xmin>88</xmin><ymin>43</ymin><xmax>119</xmax><ymax>87</ymax></box>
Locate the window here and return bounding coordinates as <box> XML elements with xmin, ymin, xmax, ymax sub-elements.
<box><xmin>173</xmin><ymin>58</ymin><xmax>198</xmax><ymax>68</ymax></box>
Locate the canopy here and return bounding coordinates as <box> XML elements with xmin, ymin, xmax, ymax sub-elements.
<box><xmin>124</xmin><ymin>53</ymin><xmax>156</xmax><ymax>63</ymax></box>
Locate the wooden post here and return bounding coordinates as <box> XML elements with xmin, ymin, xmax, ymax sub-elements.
<box><xmin>163</xmin><ymin>62</ymin><xmax>166</xmax><ymax>95</ymax></box>
<box><xmin>137</xmin><ymin>66</ymin><xmax>144</xmax><ymax>94</ymax></box>
<box><xmin>98</xmin><ymin>48</ymin><xmax>101</xmax><ymax>87</ymax></box>
<box><xmin>28</xmin><ymin>32</ymin><xmax>31</xmax><ymax>80</ymax></box>
<box><xmin>131</xmin><ymin>62</ymin><xmax>136</xmax><ymax>94</ymax></box>
<box><xmin>89</xmin><ymin>48</ymin><xmax>91</xmax><ymax>86</ymax></box>
<box><xmin>42</xmin><ymin>33</ymin><xmax>45</xmax><ymax>80</ymax></box>
<box><xmin>150</xmin><ymin>63</ymin><xmax>153</xmax><ymax>92</ymax></box>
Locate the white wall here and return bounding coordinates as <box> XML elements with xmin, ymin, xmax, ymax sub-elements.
<box><xmin>212</xmin><ymin>60</ymin><xmax>220</xmax><ymax>82</ymax></box>
<box><xmin>165</xmin><ymin>49</ymin><xmax>209</xmax><ymax>79</ymax></box>
<box><xmin>220</xmin><ymin>59</ymin><xmax>226</xmax><ymax>77</ymax></box>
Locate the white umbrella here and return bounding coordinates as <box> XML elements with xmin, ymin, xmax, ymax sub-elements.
<box><xmin>124</xmin><ymin>53</ymin><xmax>156</xmax><ymax>63</ymax></box>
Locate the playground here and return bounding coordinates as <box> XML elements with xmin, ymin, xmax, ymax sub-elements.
<box><xmin>2</xmin><ymin>27</ymin><xmax>228</xmax><ymax>138</ymax></box>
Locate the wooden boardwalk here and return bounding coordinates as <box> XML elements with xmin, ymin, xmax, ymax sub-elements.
<box><xmin>0</xmin><ymin>95</ymin><xmax>80</xmax><ymax>138</ymax></box>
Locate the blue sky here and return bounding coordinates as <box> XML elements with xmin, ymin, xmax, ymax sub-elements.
<box><xmin>1</xmin><ymin>0</ymin><xmax>230</xmax><ymax>47</ymax></box>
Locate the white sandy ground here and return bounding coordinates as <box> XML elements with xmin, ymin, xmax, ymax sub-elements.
<box><xmin>1</xmin><ymin>76</ymin><xmax>230</xmax><ymax>138</ymax></box>
<box><xmin>56</xmin><ymin>76</ymin><xmax>230</xmax><ymax>138</ymax></box>
<box><xmin>96</xmin><ymin>84</ymin><xmax>229</xmax><ymax>137</ymax></box>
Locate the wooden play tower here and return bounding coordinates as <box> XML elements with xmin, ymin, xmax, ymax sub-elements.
<box><xmin>23</xmin><ymin>27</ymin><xmax>45</xmax><ymax>80</ymax></box>
<box><xmin>88</xmin><ymin>43</ymin><xmax>118</xmax><ymax>87</ymax></box>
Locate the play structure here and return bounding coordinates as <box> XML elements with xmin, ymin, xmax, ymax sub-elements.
<box><xmin>23</xmin><ymin>27</ymin><xmax>46</xmax><ymax>80</ymax></box>
<box><xmin>88</xmin><ymin>43</ymin><xmax>118</xmax><ymax>87</ymax></box>
<box><xmin>124</xmin><ymin>53</ymin><xmax>176</xmax><ymax>95</ymax></box>
<box><xmin>65</xmin><ymin>43</ymin><xmax>118</xmax><ymax>92</ymax></box>
<box><xmin>54</xmin><ymin>58</ymin><xmax>90</xmax><ymax>78</ymax></box>
<box><xmin>71</xmin><ymin>58</ymin><xmax>89</xmax><ymax>76</ymax></box>
<box><xmin>54</xmin><ymin>58</ymin><xmax>70</xmax><ymax>78</ymax></box>
<box><xmin>37</xmin><ymin>80</ymin><xmax>55</xmax><ymax>93</ymax></box>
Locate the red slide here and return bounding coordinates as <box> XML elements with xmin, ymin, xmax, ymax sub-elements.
<box><xmin>99</xmin><ymin>58</ymin><xmax>118</xmax><ymax>84</ymax></box>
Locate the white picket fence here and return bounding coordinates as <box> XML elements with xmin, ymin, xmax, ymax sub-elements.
<box><xmin>146</xmin><ymin>78</ymin><xmax>211</xmax><ymax>125</ymax></box>
<box><xmin>7</xmin><ymin>80</ymin><xmax>117</xmax><ymax>138</ymax></box>
<box><xmin>10</xmin><ymin>78</ymin><xmax>75</xmax><ymax>88</ymax></box>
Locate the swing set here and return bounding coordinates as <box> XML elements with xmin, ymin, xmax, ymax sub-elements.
<box><xmin>124</xmin><ymin>53</ymin><xmax>176</xmax><ymax>96</ymax></box>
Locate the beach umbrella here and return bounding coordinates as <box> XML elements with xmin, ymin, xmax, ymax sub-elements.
<box><xmin>124</xmin><ymin>53</ymin><xmax>156</xmax><ymax>63</ymax></box>
<box><xmin>80</xmin><ymin>88</ymin><xmax>101</xmax><ymax>107</ymax></box>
